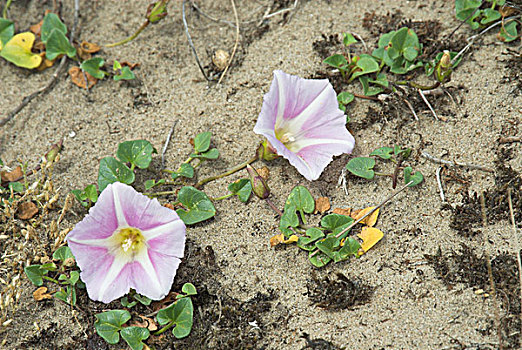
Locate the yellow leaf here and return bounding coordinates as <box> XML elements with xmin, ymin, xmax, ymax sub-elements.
<box><xmin>353</xmin><ymin>206</ymin><xmax>380</xmax><ymax>227</ymax></box>
<box><xmin>357</xmin><ymin>227</ymin><xmax>384</xmax><ymax>254</ymax></box>
<box><xmin>283</xmin><ymin>235</ymin><xmax>298</xmax><ymax>244</ymax></box>
<box><xmin>270</xmin><ymin>234</ymin><xmax>284</xmax><ymax>247</ymax></box>
<box><xmin>0</xmin><ymin>32</ymin><xmax>42</xmax><ymax>69</ymax></box>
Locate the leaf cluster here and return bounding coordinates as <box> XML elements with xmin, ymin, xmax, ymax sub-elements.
<box><xmin>95</xmin><ymin>283</ymin><xmax>197</xmax><ymax>350</ymax></box>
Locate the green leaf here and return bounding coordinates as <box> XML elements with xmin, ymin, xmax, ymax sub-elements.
<box><xmin>134</xmin><ymin>294</ymin><xmax>152</xmax><ymax>305</ymax></box>
<box><xmin>394</xmin><ymin>146</ymin><xmax>412</xmax><ymax>159</ymax></box>
<box><xmin>297</xmin><ymin>228</ymin><xmax>324</xmax><ymax>251</ymax></box>
<box><xmin>114</xmin><ymin>66</ymin><xmax>136</xmax><ymax>81</ymax></box>
<box><xmin>171</xmin><ymin>163</ymin><xmax>194</xmax><ymax>180</ymax></box>
<box><xmin>117</xmin><ymin>140</ymin><xmax>157</xmax><ymax>170</ymax></box>
<box><xmin>69</xmin><ymin>270</ymin><xmax>80</xmax><ymax>285</ymax></box>
<box><xmin>121</xmin><ymin>327</ymin><xmax>150</xmax><ymax>350</ymax></box>
<box><xmin>41</xmin><ymin>13</ymin><xmax>67</xmax><ymax>43</ymax></box>
<box><xmin>0</xmin><ymin>19</ymin><xmax>14</xmax><ymax>47</ymax></box>
<box><xmin>45</xmin><ymin>29</ymin><xmax>76</xmax><ymax>60</ymax></box>
<box><xmin>323</xmin><ymin>54</ymin><xmax>348</xmax><ymax>69</ymax></box>
<box><xmin>338</xmin><ymin>237</ymin><xmax>361</xmax><ymax>260</ymax></box>
<box><xmin>343</xmin><ymin>32</ymin><xmax>357</xmax><ymax>46</ymax></box>
<box><xmin>403</xmin><ymin>167</ymin><xmax>424</xmax><ymax>187</ymax></box>
<box><xmin>285</xmin><ymin>186</ymin><xmax>314</xmax><ymax>214</ymax></box>
<box><xmin>175</xmin><ymin>186</ymin><xmax>216</xmax><ymax>225</ymax></box>
<box><xmin>84</xmin><ymin>184</ymin><xmax>99</xmax><ymax>202</ymax></box>
<box><xmin>98</xmin><ymin>157</ymin><xmax>135</xmax><ymax>192</ymax></box>
<box><xmin>8</xmin><ymin>181</ymin><xmax>24</xmax><ymax>193</ymax></box>
<box><xmin>190</xmin><ymin>148</ymin><xmax>219</xmax><ymax>160</ymax></box>
<box><xmin>95</xmin><ymin>310</ymin><xmax>131</xmax><ymax>344</ymax></box>
<box><xmin>71</xmin><ymin>184</ymin><xmax>98</xmax><ymax>207</ymax></box>
<box><xmin>52</xmin><ymin>246</ymin><xmax>74</xmax><ymax>262</ymax></box>
<box><xmin>193</xmin><ymin>132</ymin><xmax>212</xmax><ymax>153</ymax></box>
<box><xmin>499</xmin><ymin>20</ymin><xmax>519</xmax><ymax>43</ymax></box>
<box><xmin>370</xmin><ymin>147</ymin><xmax>394</xmax><ymax>160</ymax></box>
<box><xmin>455</xmin><ymin>0</ymin><xmax>482</xmax><ymax>29</ymax></box>
<box><xmin>279</xmin><ymin>203</ymin><xmax>298</xmax><ymax>229</ymax></box>
<box><xmin>346</xmin><ymin>157</ymin><xmax>375</xmax><ymax>179</ymax></box>
<box><xmin>228</xmin><ymin>179</ymin><xmax>252</xmax><ymax>203</ymax></box>
<box><xmin>308</xmin><ymin>250</ymin><xmax>332</xmax><ymax>268</ymax></box>
<box><xmin>24</xmin><ymin>265</ymin><xmax>47</xmax><ymax>286</ymax></box>
<box><xmin>121</xmin><ymin>297</ymin><xmax>138</xmax><ymax>308</ymax></box>
<box><xmin>156</xmin><ymin>297</ymin><xmax>194</xmax><ymax>338</ymax></box>
<box><xmin>358</xmin><ymin>76</ymin><xmax>384</xmax><ymax>96</ymax></box>
<box><xmin>337</xmin><ymin>91</ymin><xmax>354</xmax><ymax>106</ymax></box>
<box><xmin>81</xmin><ymin>57</ymin><xmax>106</xmax><ymax>79</ymax></box>
<box><xmin>315</xmin><ymin>236</ymin><xmax>341</xmax><ymax>259</ymax></box>
<box><xmin>321</xmin><ymin>214</ymin><xmax>354</xmax><ymax>237</ymax></box>
<box><xmin>182</xmin><ymin>283</ymin><xmax>197</xmax><ymax>296</ymax></box>
<box><xmin>351</xmin><ymin>54</ymin><xmax>379</xmax><ymax>79</ymax></box>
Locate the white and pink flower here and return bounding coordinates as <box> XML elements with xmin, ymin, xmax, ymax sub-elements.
<box><xmin>254</xmin><ymin>70</ymin><xmax>355</xmax><ymax>181</ymax></box>
<box><xmin>66</xmin><ymin>182</ymin><xmax>186</xmax><ymax>303</ymax></box>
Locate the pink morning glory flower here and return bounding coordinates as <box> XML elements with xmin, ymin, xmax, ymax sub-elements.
<box><xmin>253</xmin><ymin>70</ymin><xmax>355</xmax><ymax>181</ymax></box>
<box><xmin>66</xmin><ymin>182</ymin><xmax>186</xmax><ymax>303</ymax></box>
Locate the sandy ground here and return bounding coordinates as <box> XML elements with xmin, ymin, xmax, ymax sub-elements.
<box><xmin>1</xmin><ymin>0</ymin><xmax>521</xmax><ymax>349</ymax></box>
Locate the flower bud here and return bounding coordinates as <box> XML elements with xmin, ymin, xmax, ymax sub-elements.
<box><xmin>256</xmin><ymin>140</ymin><xmax>279</xmax><ymax>161</ymax></box>
<box><xmin>146</xmin><ymin>1</ymin><xmax>168</xmax><ymax>23</ymax></box>
<box><xmin>247</xmin><ymin>164</ymin><xmax>270</xmax><ymax>199</ymax></box>
<box><xmin>45</xmin><ymin>140</ymin><xmax>63</xmax><ymax>164</ymax></box>
<box><xmin>439</xmin><ymin>50</ymin><xmax>451</xmax><ymax>70</ymax></box>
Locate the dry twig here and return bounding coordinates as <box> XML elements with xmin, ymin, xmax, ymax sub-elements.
<box><xmin>216</xmin><ymin>0</ymin><xmax>239</xmax><ymax>85</ymax></box>
<box><xmin>182</xmin><ymin>0</ymin><xmax>212</xmax><ymax>81</ymax></box>
<box><xmin>421</xmin><ymin>151</ymin><xmax>494</xmax><ymax>173</ymax></box>
<box><xmin>418</xmin><ymin>89</ymin><xmax>438</xmax><ymax>120</ymax></box>
<box><xmin>161</xmin><ymin>120</ymin><xmax>178</xmax><ymax>169</ymax></box>
<box><xmin>508</xmin><ymin>188</ymin><xmax>522</xmax><ymax>348</ymax></box>
<box><xmin>436</xmin><ymin>166</ymin><xmax>445</xmax><ymax>202</ymax></box>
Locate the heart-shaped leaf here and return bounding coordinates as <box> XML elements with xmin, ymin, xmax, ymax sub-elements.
<box><xmin>81</xmin><ymin>57</ymin><xmax>106</xmax><ymax>79</ymax></box>
<box><xmin>323</xmin><ymin>54</ymin><xmax>348</xmax><ymax>69</ymax></box>
<box><xmin>279</xmin><ymin>203</ymin><xmax>299</xmax><ymax>229</ymax></box>
<box><xmin>117</xmin><ymin>140</ymin><xmax>157</xmax><ymax>169</ymax></box>
<box><xmin>285</xmin><ymin>185</ymin><xmax>315</xmax><ymax>214</ymax></box>
<box><xmin>338</xmin><ymin>237</ymin><xmax>361</xmax><ymax>259</ymax></box>
<box><xmin>114</xmin><ymin>66</ymin><xmax>136</xmax><ymax>81</ymax></box>
<box><xmin>297</xmin><ymin>227</ymin><xmax>324</xmax><ymax>251</ymax></box>
<box><xmin>351</xmin><ymin>54</ymin><xmax>379</xmax><ymax>79</ymax></box>
<box><xmin>41</xmin><ymin>13</ymin><xmax>67</xmax><ymax>43</ymax></box>
<box><xmin>121</xmin><ymin>327</ymin><xmax>150</xmax><ymax>350</ymax></box>
<box><xmin>98</xmin><ymin>157</ymin><xmax>135</xmax><ymax>192</ymax></box>
<box><xmin>156</xmin><ymin>297</ymin><xmax>194</xmax><ymax>339</ymax></box>
<box><xmin>24</xmin><ymin>265</ymin><xmax>47</xmax><ymax>286</ymax></box>
<box><xmin>321</xmin><ymin>214</ymin><xmax>354</xmax><ymax>237</ymax></box>
<box><xmin>181</xmin><ymin>282</ymin><xmax>197</xmax><ymax>296</ymax></box>
<box><xmin>308</xmin><ymin>250</ymin><xmax>332</xmax><ymax>268</ymax></box>
<box><xmin>94</xmin><ymin>310</ymin><xmax>131</xmax><ymax>344</ymax></box>
<box><xmin>343</xmin><ymin>32</ymin><xmax>357</xmax><ymax>46</ymax></box>
<box><xmin>228</xmin><ymin>178</ymin><xmax>252</xmax><ymax>203</ymax></box>
<box><xmin>190</xmin><ymin>148</ymin><xmax>219</xmax><ymax>160</ymax></box>
<box><xmin>370</xmin><ymin>147</ymin><xmax>394</xmax><ymax>160</ymax></box>
<box><xmin>337</xmin><ymin>91</ymin><xmax>354</xmax><ymax>105</ymax></box>
<box><xmin>0</xmin><ymin>32</ymin><xmax>42</xmax><ymax>69</ymax></box>
<box><xmin>52</xmin><ymin>246</ymin><xmax>74</xmax><ymax>262</ymax></box>
<box><xmin>403</xmin><ymin>167</ymin><xmax>423</xmax><ymax>187</ymax></box>
<box><xmin>45</xmin><ymin>29</ymin><xmax>76</xmax><ymax>60</ymax></box>
<box><xmin>176</xmin><ymin>186</ymin><xmax>216</xmax><ymax>225</ymax></box>
<box><xmin>193</xmin><ymin>132</ymin><xmax>212</xmax><ymax>153</ymax></box>
<box><xmin>346</xmin><ymin>157</ymin><xmax>375</xmax><ymax>179</ymax></box>
<box><xmin>171</xmin><ymin>163</ymin><xmax>194</xmax><ymax>180</ymax></box>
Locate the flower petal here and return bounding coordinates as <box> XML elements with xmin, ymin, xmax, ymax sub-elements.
<box><xmin>131</xmin><ymin>249</ymin><xmax>181</xmax><ymax>300</ymax></box>
<box><xmin>254</xmin><ymin>71</ymin><xmax>355</xmax><ymax>181</ymax></box>
<box><xmin>143</xmin><ymin>220</ymin><xmax>186</xmax><ymax>258</ymax></box>
<box><xmin>111</xmin><ymin>182</ymin><xmax>181</xmax><ymax>231</ymax></box>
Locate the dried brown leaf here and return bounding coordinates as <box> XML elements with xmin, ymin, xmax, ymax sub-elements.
<box><xmin>17</xmin><ymin>202</ymin><xmax>38</xmax><ymax>220</ymax></box>
<box><xmin>1</xmin><ymin>166</ymin><xmax>23</xmax><ymax>183</ymax></box>
<box><xmin>80</xmin><ymin>41</ymin><xmax>101</xmax><ymax>53</ymax></box>
<box><xmin>69</xmin><ymin>67</ymin><xmax>97</xmax><ymax>89</ymax></box>
<box><xmin>33</xmin><ymin>287</ymin><xmax>52</xmax><ymax>301</ymax></box>
<box><xmin>332</xmin><ymin>207</ymin><xmax>351</xmax><ymax>216</ymax></box>
<box><xmin>257</xmin><ymin>166</ymin><xmax>270</xmax><ymax>180</ymax></box>
<box><xmin>314</xmin><ymin>197</ymin><xmax>330</xmax><ymax>214</ymax></box>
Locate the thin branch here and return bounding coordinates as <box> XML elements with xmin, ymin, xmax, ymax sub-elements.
<box><xmin>263</xmin><ymin>0</ymin><xmax>298</xmax><ymax>19</ymax></box>
<box><xmin>436</xmin><ymin>166</ymin><xmax>445</xmax><ymax>202</ymax></box>
<box><xmin>499</xmin><ymin>136</ymin><xmax>521</xmax><ymax>144</ymax></box>
<box><xmin>216</xmin><ymin>0</ymin><xmax>239</xmax><ymax>85</ymax></box>
<box><xmin>182</xmin><ymin>0</ymin><xmax>212</xmax><ymax>81</ymax></box>
<box><xmin>418</xmin><ymin>88</ymin><xmax>438</xmax><ymax>120</ymax></box>
<box><xmin>508</xmin><ymin>188</ymin><xmax>522</xmax><ymax>348</ymax></box>
<box><xmin>421</xmin><ymin>151</ymin><xmax>494</xmax><ymax>173</ymax></box>
<box><xmin>480</xmin><ymin>193</ymin><xmax>504</xmax><ymax>350</ymax></box>
<box><xmin>1</xmin><ymin>0</ymin><xmax>80</xmax><ymax>127</ymax></box>
<box><xmin>161</xmin><ymin>120</ymin><xmax>178</xmax><ymax>169</ymax></box>
<box><xmin>402</xmin><ymin>98</ymin><xmax>419</xmax><ymax>121</ymax></box>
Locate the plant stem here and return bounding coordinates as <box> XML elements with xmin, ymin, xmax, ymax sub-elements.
<box><xmin>211</xmin><ymin>193</ymin><xmax>234</xmax><ymax>201</ymax></box>
<box><xmin>195</xmin><ymin>155</ymin><xmax>258</xmax><ymax>188</ymax></box>
<box><xmin>396</xmin><ymin>80</ymin><xmax>440</xmax><ymax>91</ymax></box>
<box><xmin>265</xmin><ymin>197</ymin><xmax>283</xmax><ymax>216</ymax></box>
<box><xmin>154</xmin><ymin>321</ymin><xmax>174</xmax><ymax>335</ymax></box>
<box><xmin>143</xmin><ymin>190</ymin><xmax>176</xmax><ymax>197</ymax></box>
<box><xmin>2</xmin><ymin>0</ymin><xmax>12</xmax><ymax>18</ymax></box>
<box><xmin>105</xmin><ymin>20</ymin><xmax>150</xmax><ymax>48</ymax></box>
<box><xmin>43</xmin><ymin>276</ymin><xmax>60</xmax><ymax>284</ymax></box>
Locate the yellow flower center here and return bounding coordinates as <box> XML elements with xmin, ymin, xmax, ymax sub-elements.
<box><xmin>110</xmin><ymin>227</ymin><xmax>146</xmax><ymax>258</ymax></box>
<box><xmin>275</xmin><ymin>128</ymin><xmax>298</xmax><ymax>151</ymax></box>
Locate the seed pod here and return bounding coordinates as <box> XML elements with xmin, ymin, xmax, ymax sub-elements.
<box><xmin>212</xmin><ymin>49</ymin><xmax>230</xmax><ymax>71</ymax></box>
